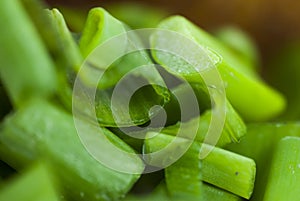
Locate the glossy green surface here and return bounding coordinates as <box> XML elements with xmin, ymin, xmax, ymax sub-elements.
<box><xmin>0</xmin><ymin>0</ymin><xmax>58</xmax><ymax>108</ymax></box>
<box><xmin>0</xmin><ymin>100</ymin><xmax>142</xmax><ymax>201</ymax></box>
<box><xmin>144</xmin><ymin>133</ymin><xmax>256</xmax><ymax>199</ymax></box>
<box><xmin>263</xmin><ymin>137</ymin><xmax>300</xmax><ymax>201</ymax></box>
<box><xmin>151</xmin><ymin>16</ymin><xmax>286</xmax><ymax>121</ymax></box>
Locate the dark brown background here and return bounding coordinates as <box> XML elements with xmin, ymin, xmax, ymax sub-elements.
<box><xmin>45</xmin><ymin>0</ymin><xmax>300</xmax><ymax>69</ymax></box>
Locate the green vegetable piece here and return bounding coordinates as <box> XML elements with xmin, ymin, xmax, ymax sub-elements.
<box><xmin>78</xmin><ymin>7</ymin><xmax>161</xmax><ymax>89</ymax></box>
<box><xmin>203</xmin><ymin>183</ymin><xmax>243</xmax><ymax>201</ymax></box>
<box><xmin>44</xmin><ymin>9</ymin><xmax>83</xmax><ymax>111</ymax></box>
<box><xmin>78</xmin><ymin>7</ymin><xmax>127</xmax><ymax>89</ymax></box>
<box><xmin>226</xmin><ymin>122</ymin><xmax>300</xmax><ymax>201</ymax></box>
<box><xmin>163</xmin><ymin>135</ymin><xmax>243</xmax><ymax>201</ymax></box>
<box><xmin>45</xmin><ymin>8</ymin><xmax>83</xmax><ymax>111</ymax></box>
<box><xmin>162</xmin><ymin>99</ymin><xmax>246</xmax><ymax>147</ymax></box>
<box><xmin>201</xmin><ymin>141</ymin><xmax>255</xmax><ymax>199</ymax></box>
<box><xmin>151</xmin><ymin>16</ymin><xmax>286</xmax><ymax>121</ymax></box>
<box><xmin>73</xmin><ymin>77</ymin><xmax>170</xmax><ymax>127</ymax></box>
<box><xmin>71</xmin><ymin>8</ymin><xmax>170</xmax><ymax>127</ymax></box>
<box><xmin>165</xmin><ymin>142</ymin><xmax>203</xmax><ymax>200</ymax></box>
<box><xmin>215</xmin><ymin>26</ymin><xmax>259</xmax><ymax>70</ymax></box>
<box><xmin>263</xmin><ymin>137</ymin><xmax>300</xmax><ymax>201</ymax></box>
<box><xmin>79</xmin><ymin>7</ymin><xmax>127</xmax><ymax>58</ymax></box>
<box><xmin>164</xmin><ymin>129</ymin><xmax>243</xmax><ymax>200</ymax></box>
<box><xmin>0</xmin><ymin>163</ymin><xmax>59</xmax><ymax>201</ymax></box>
<box><xmin>19</xmin><ymin>0</ymin><xmax>61</xmax><ymax>55</ymax></box>
<box><xmin>20</xmin><ymin>3</ymin><xmax>82</xmax><ymax>73</ymax></box>
<box><xmin>43</xmin><ymin>7</ymin><xmax>170</xmax><ymax>127</ymax></box>
<box><xmin>0</xmin><ymin>99</ymin><xmax>143</xmax><ymax>201</ymax></box>
<box><xmin>17</xmin><ymin>2</ymin><xmax>82</xmax><ymax>113</ymax></box>
<box><xmin>123</xmin><ymin>182</ymin><xmax>242</xmax><ymax>201</ymax></box>
<box><xmin>46</xmin><ymin>8</ymin><xmax>83</xmax><ymax>70</ymax></box>
<box><xmin>144</xmin><ymin>133</ymin><xmax>256</xmax><ymax>199</ymax></box>
<box><xmin>0</xmin><ymin>0</ymin><xmax>58</xmax><ymax>107</ymax></box>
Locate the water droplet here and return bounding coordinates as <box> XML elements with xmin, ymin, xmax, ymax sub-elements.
<box><xmin>289</xmin><ymin>165</ymin><xmax>295</xmax><ymax>174</ymax></box>
<box><xmin>224</xmin><ymin>81</ymin><xmax>228</xmax><ymax>88</ymax></box>
<box><xmin>275</xmin><ymin>123</ymin><xmax>281</xmax><ymax>128</ymax></box>
<box><xmin>208</xmin><ymin>85</ymin><xmax>217</xmax><ymax>89</ymax></box>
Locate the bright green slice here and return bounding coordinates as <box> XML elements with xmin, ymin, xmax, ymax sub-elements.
<box><xmin>78</xmin><ymin>7</ymin><xmax>130</xmax><ymax>89</ymax></box>
<box><xmin>123</xmin><ymin>79</ymin><xmax>246</xmax><ymax>147</ymax></box>
<box><xmin>18</xmin><ymin>2</ymin><xmax>83</xmax><ymax>112</ymax></box>
<box><xmin>165</xmin><ymin>141</ymin><xmax>244</xmax><ymax>201</ymax></box>
<box><xmin>150</xmin><ymin>16</ymin><xmax>285</xmax><ymax>121</ymax></box>
<box><xmin>201</xmin><ymin>141</ymin><xmax>255</xmax><ymax>199</ymax></box>
<box><xmin>144</xmin><ymin>133</ymin><xmax>256</xmax><ymax>199</ymax></box>
<box><xmin>0</xmin><ymin>0</ymin><xmax>57</xmax><ymax>108</ymax></box>
<box><xmin>46</xmin><ymin>8</ymin><xmax>83</xmax><ymax>70</ymax></box>
<box><xmin>45</xmin><ymin>8</ymin><xmax>82</xmax><ymax>111</ymax></box>
<box><xmin>79</xmin><ymin>7</ymin><xmax>127</xmax><ymax>58</ymax></box>
<box><xmin>162</xmin><ymin>99</ymin><xmax>246</xmax><ymax>147</ymax></box>
<box><xmin>0</xmin><ymin>99</ymin><xmax>143</xmax><ymax>201</ymax></box>
<box><xmin>226</xmin><ymin>122</ymin><xmax>300</xmax><ymax>201</ymax></box>
<box><xmin>27</xmin><ymin>8</ymin><xmax>169</xmax><ymax>127</ymax></box>
<box><xmin>72</xmin><ymin>76</ymin><xmax>170</xmax><ymax>127</ymax></box>
<box><xmin>203</xmin><ymin>183</ymin><xmax>243</xmax><ymax>201</ymax></box>
<box><xmin>73</xmin><ymin>8</ymin><xmax>170</xmax><ymax>126</ymax></box>
<box><xmin>122</xmin><ymin>182</ymin><xmax>242</xmax><ymax>201</ymax></box>
<box><xmin>78</xmin><ymin>7</ymin><xmax>166</xmax><ymax>89</ymax></box>
<box><xmin>165</xmin><ymin>141</ymin><xmax>203</xmax><ymax>200</ymax></box>
<box><xmin>263</xmin><ymin>137</ymin><xmax>300</xmax><ymax>201</ymax></box>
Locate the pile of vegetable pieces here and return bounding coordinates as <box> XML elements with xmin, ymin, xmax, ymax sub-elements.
<box><xmin>0</xmin><ymin>0</ymin><xmax>300</xmax><ymax>201</ymax></box>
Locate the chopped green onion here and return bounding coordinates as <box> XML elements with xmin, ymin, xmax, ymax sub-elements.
<box><xmin>226</xmin><ymin>122</ymin><xmax>300</xmax><ymax>201</ymax></box>
<box><xmin>263</xmin><ymin>137</ymin><xmax>300</xmax><ymax>201</ymax></box>
<box><xmin>203</xmin><ymin>183</ymin><xmax>243</xmax><ymax>201</ymax></box>
<box><xmin>162</xmin><ymin>99</ymin><xmax>246</xmax><ymax>147</ymax></box>
<box><xmin>151</xmin><ymin>16</ymin><xmax>285</xmax><ymax>121</ymax></box>
<box><xmin>0</xmin><ymin>0</ymin><xmax>58</xmax><ymax>107</ymax></box>
<box><xmin>0</xmin><ymin>99</ymin><xmax>143</xmax><ymax>201</ymax></box>
<box><xmin>144</xmin><ymin>133</ymin><xmax>256</xmax><ymax>199</ymax></box>
<box><xmin>165</xmin><ymin>141</ymin><xmax>202</xmax><ymax>200</ymax></box>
